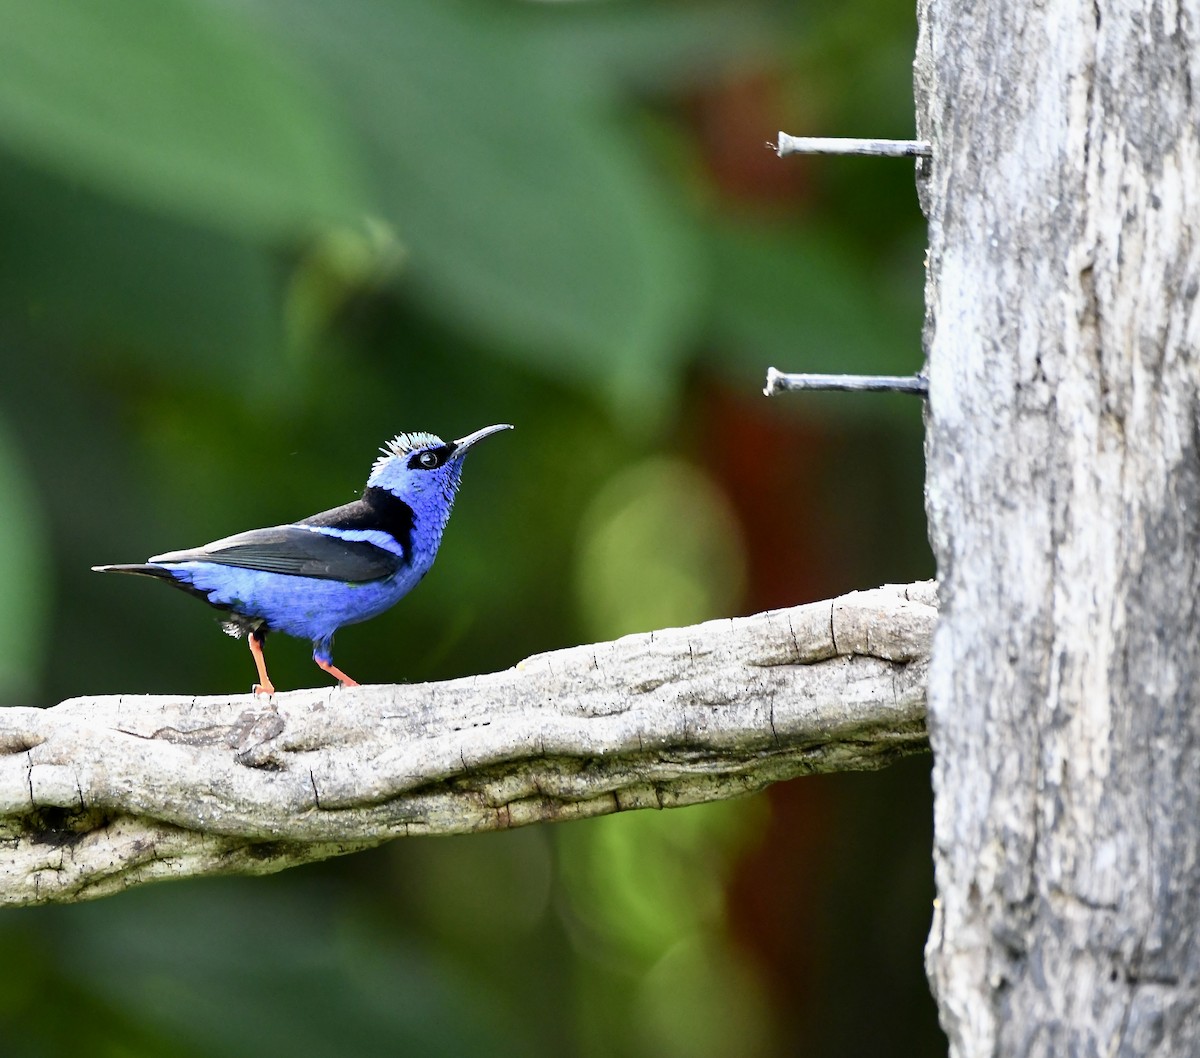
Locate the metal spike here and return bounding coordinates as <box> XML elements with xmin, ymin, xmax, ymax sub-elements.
<box><xmin>764</xmin><ymin>368</ymin><xmax>928</xmax><ymax>397</ymax></box>
<box><xmin>772</xmin><ymin>133</ymin><xmax>932</xmax><ymax>159</ymax></box>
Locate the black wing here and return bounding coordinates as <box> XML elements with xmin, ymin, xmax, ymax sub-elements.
<box><xmin>151</xmin><ymin>526</ymin><xmax>405</xmax><ymax>583</ymax></box>
<box><xmin>297</xmin><ymin>487</ymin><xmax>415</xmax><ymax>558</ymax></box>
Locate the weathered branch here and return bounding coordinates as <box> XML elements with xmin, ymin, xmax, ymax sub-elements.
<box><xmin>0</xmin><ymin>582</ymin><xmax>935</xmax><ymax>906</ymax></box>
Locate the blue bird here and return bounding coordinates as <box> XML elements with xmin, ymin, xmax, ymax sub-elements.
<box><xmin>94</xmin><ymin>424</ymin><xmax>512</xmax><ymax>694</ymax></box>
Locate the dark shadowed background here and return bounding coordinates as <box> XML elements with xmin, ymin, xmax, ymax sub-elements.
<box><xmin>0</xmin><ymin>1</ymin><xmax>941</xmax><ymax>1054</ymax></box>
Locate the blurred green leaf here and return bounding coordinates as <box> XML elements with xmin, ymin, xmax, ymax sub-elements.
<box><xmin>0</xmin><ymin>0</ymin><xmax>369</xmax><ymax>240</ymax></box>
<box><xmin>522</xmin><ymin>3</ymin><xmax>767</xmax><ymax>96</ymax></box>
<box><xmin>575</xmin><ymin>457</ymin><xmax>745</xmax><ymax>640</ymax></box>
<box><xmin>705</xmin><ymin>218</ymin><xmax>919</xmax><ymax>380</ymax></box>
<box><xmin>399</xmin><ymin>828</ymin><xmax>554</xmax><ymax>946</ymax></box>
<box><xmin>0</xmin><ymin>153</ymin><xmax>285</xmax><ymax>372</ymax></box>
<box><xmin>636</xmin><ymin>935</ymin><xmax>774</xmax><ymax>1058</ymax></box>
<box><xmin>560</xmin><ymin>804</ymin><xmax>745</xmax><ymax>963</ymax></box>
<box><xmin>255</xmin><ymin>0</ymin><xmax>700</xmax><ymax>417</ymax></box>
<box><xmin>558</xmin><ymin>802</ymin><xmax>771</xmax><ymax>1058</ymax></box>
<box><xmin>0</xmin><ymin>417</ymin><xmax>49</xmax><ymax>702</ymax></box>
<box><xmin>20</xmin><ymin>880</ymin><xmax>532</xmax><ymax>1058</ymax></box>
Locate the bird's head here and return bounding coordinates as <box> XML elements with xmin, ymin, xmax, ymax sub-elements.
<box><xmin>366</xmin><ymin>424</ymin><xmax>513</xmax><ymax>509</ymax></box>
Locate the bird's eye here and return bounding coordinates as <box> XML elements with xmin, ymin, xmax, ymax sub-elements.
<box><xmin>407</xmin><ymin>444</ymin><xmax>454</xmax><ymax>471</ymax></box>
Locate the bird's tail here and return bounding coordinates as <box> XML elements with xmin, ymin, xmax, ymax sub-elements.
<box><xmin>93</xmin><ymin>562</ymin><xmax>221</xmax><ymax>610</ymax></box>
<box><xmin>91</xmin><ymin>563</ymin><xmax>175</xmax><ymax>581</ymax></box>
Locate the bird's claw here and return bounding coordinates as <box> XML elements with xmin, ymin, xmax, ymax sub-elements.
<box><xmin>252</xmin><ymin>682</ymin><xmax>276</xmax><ymax>697</ymax></box>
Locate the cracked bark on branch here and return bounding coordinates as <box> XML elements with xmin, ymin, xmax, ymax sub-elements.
<box><xmin>0</xmin><ymin>583</ymin><xmax>934</xmax><ymax>907</ymax></box>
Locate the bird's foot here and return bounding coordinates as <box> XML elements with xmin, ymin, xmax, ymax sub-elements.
<box><xmin>247</xmin><ymin>633</ymin><xmax>275</xmax><ymax>697</ymax></box>
<box><xmin>315</xmin><ymin>658</ymin><xmax>358</xmax><ymax>687</ymax></box>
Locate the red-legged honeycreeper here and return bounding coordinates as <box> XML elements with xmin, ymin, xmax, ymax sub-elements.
<box><xmin>93</xmin><ymin>424</ymin><xmax>513</xmax><ymax>695</ymax></box>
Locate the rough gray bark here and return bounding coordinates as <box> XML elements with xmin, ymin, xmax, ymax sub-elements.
<box><xmin>916</xmin><ymin>1</ymin><xmax>1200</xmax><ymax>1054</ymax></box>
<box><xmin>0</xmin><ymin>582</ymin><xmax>934</xmax><ymax>907</ymax></box>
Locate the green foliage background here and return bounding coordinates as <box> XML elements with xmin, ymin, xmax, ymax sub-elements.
<box><xmin>0</xmin><ymin>1</ymin><xmax>941</xmax><ymax>1054</ymax></box>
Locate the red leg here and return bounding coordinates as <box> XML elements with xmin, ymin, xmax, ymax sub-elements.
<box><xmin>247</xmin><ymin>632</ymin><xmax>275</xmax><ymax>696</ymax></box>
<box><xmin>315</xmin><ymin>657</ymin><xmax>359</xmax><ymax>687</ymax></box>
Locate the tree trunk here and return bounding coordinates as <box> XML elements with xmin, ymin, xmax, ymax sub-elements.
<box><xmin>917</xmin><ymin>1</ymin><xmax>1200</xmax><ymax>1054</ymax></box>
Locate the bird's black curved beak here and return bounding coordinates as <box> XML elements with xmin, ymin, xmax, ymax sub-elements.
<box><xmin>451</xmin><ymin>423</ymin><xmax>513</xmax><ymax>456</ymax></box>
